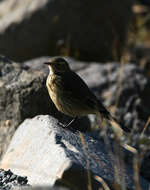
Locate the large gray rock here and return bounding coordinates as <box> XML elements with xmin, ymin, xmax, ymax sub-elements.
<box><xmin>0</xmin><ymin>0</ymin><xmax>134</xmax><ymax>62</ymax></box>
<box><xmin>0</xmin><ymin>56</ymin><xmax>51</xmax><ymax>128</ymax></box>
<box><xmin>0</xmin><ymin>55</ymin><xmax>52</xmax><ymax>157</ymax></box>
<box><xmin>0</xmin><ymin>115</ymin><xmax>149</xmax><ymax>189</ymax></box>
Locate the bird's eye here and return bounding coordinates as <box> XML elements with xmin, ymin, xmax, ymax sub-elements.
<box><xmin>57</xmin><ymin>63</ymin><xmax>62</xmax><ymax>66</ymax></box>
<box><xmin>55</xmin><ymin>63</ymin><xmax>62</xmax><ymax>69</ymax></box>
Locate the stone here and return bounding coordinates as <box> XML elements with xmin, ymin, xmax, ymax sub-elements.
<box><xmin>0</xmin><ymin>115</ymin><xmax>149</xmax><ymax>189</ymax></box>
<box><xmin>0</xmin><ymin>0</ymin><xmax>134</xmax><ymax>62</ymax></box>
<box><xmin>0</xmin><ymin>56</ymin><xmax>49</xmax><ymax>127</ymax></box>
<box><xmin>0</xmin><ymin>55</ymin><xmax>53</xmax><ymax>157</ymax></box>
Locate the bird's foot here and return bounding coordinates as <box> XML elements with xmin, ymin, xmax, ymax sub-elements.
<box><xmin>58</xmin><ymin>121</ymin><xmax>77</xmax><ymax>133</ymax></box>
<box><xmin>58</xmin><ymin>117</ymin><xmax>78</xmax><ymax>128</ymax></box>
<box><xmin>58</xmin><ymin>122</ymin><xmax>68</xmax><ymax>128</ymax></box>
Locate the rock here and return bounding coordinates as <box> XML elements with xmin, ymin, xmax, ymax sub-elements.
<box><xmin>0</xmin><ymin>115</ymin><xmax>149</xmax><ymax>189</ymax></box>
<box><xmin>0</xmin><ymin>0</ymin><xmax>134</xmax><ymax>62</ymax></box>
<box><xmin>0</xmin><ymin>55</ymin><xmax>49</xmax><ymax>127</ymax></box>
<box><xmin>0</xmin><ymin>55</ymin><xmax>53</xmax><ymax>157</ymax></box>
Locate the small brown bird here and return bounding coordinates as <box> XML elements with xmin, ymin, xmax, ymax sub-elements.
<box><xmin>44</xmin><ymin>57</ymin><xmax>131</xmax><ymax>135</ymax></box>
<box><xmin>44</xmin><ymin>57</ymin><xmax>137</xmax><ymax>153</ymax></box>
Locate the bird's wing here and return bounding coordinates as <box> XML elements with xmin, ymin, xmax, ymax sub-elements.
<box><xmin>60</xmin><ymin>71</ymin><xmax>98</xmax><ymax>109</ymax></box>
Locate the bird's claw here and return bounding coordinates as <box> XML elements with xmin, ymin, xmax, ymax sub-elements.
<box><xmin>58</xmin><ymin>121</ymin><xmax>67</xmax><ymax>128</ymax></box>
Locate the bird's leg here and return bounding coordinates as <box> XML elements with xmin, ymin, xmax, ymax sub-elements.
<box><xmin>65</xmin><ymin>117</ymin><xmax>78</xmax><ymax>127</ymax></box>
<box><xmin>59</xmin><ymin>117</ymin><xmax>78</xmax><ymax>128</ymax></box>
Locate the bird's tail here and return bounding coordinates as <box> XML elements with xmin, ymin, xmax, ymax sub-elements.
<box><xmin>96</xmin><ymin>111</ymin><xmax>124</xmax><ymax>138</ymax></box>
<box><xmin>96</xmin><ymin>102</ymin><xmax>137</xmax><ymax>154</ymax></box>
<box><xmin>97</xmin><ymin>100</ymin><xmax>130</xmax><ymax>133</ymax></box>
<box><xmin>97</xmin><ymin>111</ymin><xmax>137</xmax><ymax>154</ymax></box>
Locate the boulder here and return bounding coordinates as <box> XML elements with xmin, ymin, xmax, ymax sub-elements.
<box><xmin>0</xmin><ymin>0</ymin><xmax>134</xmax><ymax>62</ymax></box>
<box><xmin>0</xmin><ymin>115</ymin><xmax>149</xmax><ymax>189</ymax></box>
<box><xmin>0</xmin><ymin>55</ymin><xmax>51</xmax><ymax>157</ymax></box>
<box><xmin>0</xmin><ymin>56</ymin><xmax>52</xmax><ymax>127</ymax></box>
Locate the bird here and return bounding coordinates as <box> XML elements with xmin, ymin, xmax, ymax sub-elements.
<box><xmin>44</xmin><ymin>57</ymin><xmax>137</xmax><ymax>153</ymax></box>
<box><xmin>44</xmin><ymin>57</ymin><xmax>130</xmax><ymax>131</ymax></box>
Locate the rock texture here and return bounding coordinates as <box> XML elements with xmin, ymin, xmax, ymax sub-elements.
<box><xmin>0</xmin><ymin>115</ymin><xmax>149</xmax><ymax>190</ymax></box>
<box><xmin>0</xmin><ymin>56</ymin><xmax>51</xmax><ymax>127</ymax></box>
<box><xmin>0</xmin><ymin>169</ymin><xmax>28</xmax><ymax>190</ymax></box>
<box><xmin>0</xmin><ymin>169</ymin><xmax>68</xmax><ymax>190</ymax></box>
<box><xmin>0</xmin><ymin>55</ymin><xmax>52</xmax><ymax>157</ymax></box>
<box><xmin>0</xmin><ymin>0</ymin><xmax>134</xmax><ymax>62</ymax></box>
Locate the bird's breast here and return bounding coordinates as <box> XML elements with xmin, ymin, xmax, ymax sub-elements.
<box><xmin>46</xmin><ymin>74</ymin><xmax>64</xmax><ymax>112</ymax></box>
<box><xmin>46</xmin><ymin>75</ymin><xmax>58</xmax><ymax>101</ymax></box>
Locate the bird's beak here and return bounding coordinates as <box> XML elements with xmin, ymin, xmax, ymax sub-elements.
<box><xmin>43</xmin><ymin>62</ymin><xmax>52</xmax><ymax>66</ymax></box>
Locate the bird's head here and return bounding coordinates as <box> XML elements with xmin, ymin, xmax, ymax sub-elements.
<box><xmin>44</xmin><ymin>57</ymin><xmax>70</xmax><ymax>74</ymax></box>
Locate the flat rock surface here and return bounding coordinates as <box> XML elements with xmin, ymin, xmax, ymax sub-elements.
<box><xmin>0</xmin><ymin>115</ymin><xmax>149</xmax><ymax>189</ymax></box>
